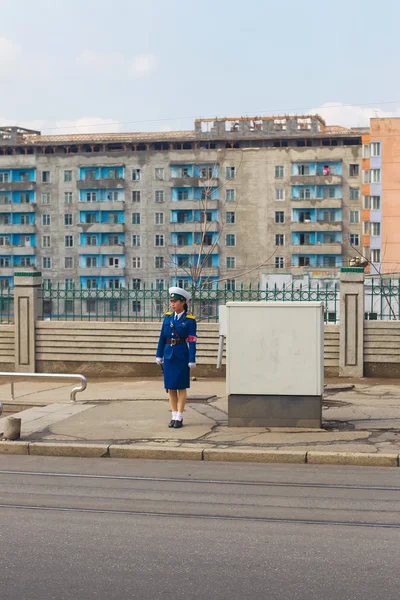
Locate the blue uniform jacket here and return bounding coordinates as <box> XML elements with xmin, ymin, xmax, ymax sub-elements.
<box><xmin>156</xmin><ymin>312</ymin><xmax>197</xmax><ymax>390</ymax></box>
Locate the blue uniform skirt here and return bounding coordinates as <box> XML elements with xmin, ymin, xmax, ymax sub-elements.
<box><xmin>164</xmin><ymin>344</ymin><xmax>190</xmax><ymax>390</ymax></box>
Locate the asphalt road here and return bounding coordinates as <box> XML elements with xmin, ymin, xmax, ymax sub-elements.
<box><xmin>1</xmin><ymin>456</ymin><xmax>400</xmax><ymax>600</ymax></box>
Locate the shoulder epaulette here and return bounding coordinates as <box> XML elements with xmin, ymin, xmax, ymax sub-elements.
<box><xmin>186</xmin><ymin>314</ymin><xmax>196</xmax><ymax>319</ymax></box>
<box><xmin>165</xmin><ymin>311</ymin><xmax>172</xmax><ymax>315</ymax></box>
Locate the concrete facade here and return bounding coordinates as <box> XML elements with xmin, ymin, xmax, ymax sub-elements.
<box><xmin>0</xmin><ymin>116</ymin><xmax>362</xmax><ymax>296</ymax></box>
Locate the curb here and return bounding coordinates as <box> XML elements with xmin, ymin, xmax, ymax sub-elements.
<box><xmin>0</xmin><ymin>441</ymin><xmax>399</xmax><ymax>467</ymax></box>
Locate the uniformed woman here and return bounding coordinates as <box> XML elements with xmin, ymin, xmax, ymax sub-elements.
<box><xmin>156</xmin><ymin>286</ymin><xmax>197</xmax><ymax>428</ymax></box>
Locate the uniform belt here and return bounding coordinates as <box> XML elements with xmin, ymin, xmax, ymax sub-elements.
<box><xmin>166</xmin><ymin>338</ymin><xmax>187</xmax><ymax>346</ymax></box>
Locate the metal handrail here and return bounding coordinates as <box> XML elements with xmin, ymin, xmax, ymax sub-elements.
<box><xmin>0</xmin><ymin>372</ymin><xmax>87</xmax><ymax>404</ymax></box>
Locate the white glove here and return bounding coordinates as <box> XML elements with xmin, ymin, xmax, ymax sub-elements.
<box><xmin>156</xmin><ymin>357</ymin><xmax>164</xmax><ymax>365</ymax></box>
<box><xmin>188</xmin><ymin>362</ymin><xmax>196</xmax><ymax>369</ymax></box>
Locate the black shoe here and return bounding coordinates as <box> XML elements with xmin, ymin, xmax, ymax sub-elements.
<box><xmin>168</xmin><ymin>420</ymin><xmax>175</xmax><ymax>428</ymax></box>
<box><xmin>173</xmin><ymin>419</ymin><xmax>183</xmax><ymax>429</ymax></box>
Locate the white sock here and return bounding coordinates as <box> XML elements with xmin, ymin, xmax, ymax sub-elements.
<box><xmin>176</xmin><ymin>412</ymin><xmax>183</xmax><ymax>421</ymax></box>
<box><xmin>172</xmin><ymin>411</ymin><xmax>177</xmax><ymax>420</ymax></box>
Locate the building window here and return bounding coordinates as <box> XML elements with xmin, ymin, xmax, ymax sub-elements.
<box><xmin>107</xmin><ymin>191</ymin><xmax>119</xmax><ymax>202</ymax></box>
<box><xmin>371</xmin><ymin>249</ymin><xmax>381</xmax><ymax>263</ymax></box>
<box><xmin>155</xmin><ymin>190</ymin><xmax>164</xmax><ymax>203</ymax></box>
<box><xmin>371</xmin><ymin>142</ymin><xmax>381</xmax><ymax>157</ymax></box>
<box><xmin>323</xmin><ymin>257</ymin><xmax>336</xmax><ymax>267</ymax></box>
<box><xmin>86</xmin><ymin>257</ymin><xmax>97</xmax><ymax>268</ymax></box>
<box><xmin>155</xmin><ymin>212</ymin><xmax>164</xmax><ymax>225</ymax></box>
<box><xmin>20</xmin><ymin>193</ymin><xmax>30</xmax><ymax>203</ymax></box>
<box><xmin>64</xmin><ymin>214</ymin><xmax>73</xmax><ymax>226</ymax></box>
<box><xmin>350</xmin><ymin>187</ymin><xmax>360</xmax><ymax>200</ymax></box>
<box><xmin>349</xmin><ymin>164</ymin><xmax>360</xmax><ymax>177</ymax></box>
<box><xmin>41</xmin><ymin>193</ymin><xmax>51</xmax><ymax>204</ymax></box>
<box><xmin>108</xmin><ymin>257</ymin><xmax>120</xmax><ymax>268</ymax></box>
<box><xmin>42</xmin><ymin>235</ymin><xmax>51</xmax><ymax>248</ymax></box>
<box><xmin>86</xmin><ymin>279</ymin><xmax>97</xmax><ymax>289</ymax></box>
<box><xmin>363</xmin><ymin>144</ymin><xmax>370</xmax><ymax>158</ymax></box>
<box><xmin>371</xmin><ymin>196</ymin><xmax>381</xmax><ymax>210</ymax></box>
<box><xmin>64</xmin><ymin>192</ymin><xmax>73</xmax><ymax>204</ymax></box>
<box><xmin>371</xmin><ymin>222</ymin><xmax>381</xmax><ymax>236</ymax></box>
<box><xmin>226</xmin><ymin>166</ymin><xmax>236</xmax><ymax>180</ymax></box>
<box><xmin>108</xmin><ymin>279</ymin><xmax>121</xmax><ymax>290</ymax></box>
<box><xmin>275</xmin><ymin>211</ymin><xmax>284</xmax><ymax>224</ymax></box>
<box><xmin>20</xmin><ymin>257</ymin><xmax>32</xmax><ymax>267</ymax></box>
<box><xmin>64</xmin><ymin>170</ymin><xmax>72</xmax><ymax>182</ymax></box>
<box><xmin>132</xmin><ymin>301</ymin><xmax>142</xmax><ymax>313</ymax></box>
<box><xmin>363</xmin><ymin>221</ymin><xmax>370</xmax><ymax>235</ymax></box>
<box><xmin>42</xmin><ymin>257</ymin><xmax>52</xmax><ymax>269</ymax></box>
<box><xmin>275</xmin><ymin>257</ymin><xmax>284</xmax><ymax>269</ymax></box>
<box><xmin>0</xmin><ymin>257</ymin><xmax>10</xmax><ymax>267</ymax></box>
<box><xmin>156</xmin><ymin>278</ymin><xmax>165</xmax><ymax>290</ymax></box>
<box><xmin>226</xmin><ymin>257</ymin><xmax>236</xmax><ymax>269</ymax></box>
<box><xmin>0</xmin><ymin>197</ymin><xmax>11</xmax><ymax>209</ymax></box>
<box><xmin>65</xmin><ymin>279</ymin><xmax>74</xmax><ymax>290</ymax></box>
<box><xmin>350</xmin><ymin>211</ymin><xmax>360</xmax><ymax>224</ymax></box>
<box><xmin>42</xmin><ymin>214</ymin><xmax>51</xmax><ymax>226</ymax></box>
<box><xmin>299</xmin><ymin>188</ymin><xmax>311</xmax><ymax>199</ymax></box>
<box><xmin>371</xmin><ymin>169</ymin><xmax>381</xmax><ymax>183</ymax></box>
<box><xmin>132</xmin><ymin>278</ymin><xmax>141</xmax><ymax>289</ymax></box>
<box><xmin>177</xmin><ymin>189</ymin><xmax>189</xmax><ymax>201</ymax></box>
<box><xmin>155</xmin><ymin>234</ymin><xmax>164</xmax><ymax>246</ymax></box>
<box><xmin>363</xmin><ymin>171</ymin><xmax>370</xmax><ymax>184</ymax></box>
<box><xmin>132</xmin><ymin>212</ymin><xmax>141</xmax><ymax>225</ymax></box>
<box><xmin>42</xmin><ymin>171</ymin><xmax>50</xmax><ymax>183</ymax></box>
<box><xmin>65</xmin><ymin>257</ymin><xmax>73</xmax><ymax>268</ymax></box>
<box><xmin>155</xmin><ymin>168</ymin><xmax>164</xmax><ymax>180</ymax></box>
<box><xmin>132</xmin><ymin>169</ymin><xmax>141</xmax><ymax>181</ymax></box>
<box><xmin>225</xmin><ymin>234</ymin><xmax>236</xmax><ymax>247</ymax></box>
<box><xmin>275</xmin><ymin>188</ymin><xmax>285</xmax><ymax>201</ymax></box>
<box><xmin>297</xmin><ymin>164</ymin><xmax>310</xmax><ymax>176</ymax></box>
<box><xmin>299</xmin><ymin>257</ymin><xmax>310</xmax><ymax>267</ymax></box>
<box><xmin>132</xmin><ymin>191</ymin><xmax>141</xmax><ymax>203</ymax></box>
<box><xmin>275</xmin><ymin>165</ymin><xmax>284</xmax><ymax>178</ymax></box>
<box><xmin>65</xmin><ymin>235</ymin><xmax>74</xmax><ymax>247</ymax></box>
<box><xmin>19</xmin><ymin>215</ymin><xmax>29</xmax><ymax>225</ymax></box>
<box><xmin>131</xmin><ymin>234</ymin><xmax>141</xmax><ymax>247</ymax></box>
<box><xmin>350</xmin><ymin>234</ymin><xmax>360</xmax><ymax>246</ymax></box>
<box><xmin>275</xmin><ymin>234</ymin><xmax>284</xmax><ymax>246</ymax></box>
<box><xmin>155</xmin><ymin>256</ymin><xmax>164</xmax><ymax>269</ymax></box>
<box><xmin>226</xmin><ymin>189</ymin><xmax>235</xmax><ymax>201</ymax></box>
<box><xmin>86</xmin><ymin>192</ymin><xmax>97</xmax><ymax>202</ymax></box>
<box><xmin>226</xmin><ymin>211</ymin><xmax>236</xmax><ymax>224</ymax></box>
<box><xmin>0</xmin><ymin>173</ymin><xmax>9</xmax><ymax>183</ymax></box>
<box><xmin>226</xmin><ymin>279</ymin><xmax>236</xmax><ymax>291</ymax></box>
<box><xmin>132</xmin><ymin>257</ymin><xmax>142</xmax><ymax>269</ymax></box>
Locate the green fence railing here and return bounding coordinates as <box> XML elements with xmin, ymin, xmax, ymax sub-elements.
<box><xmin>365</xmin><ymin>278</ymin><xmax>400</xmax><ymax>320</ymax></box>
<box><xmin>0</xmin><ymin>288</ymin><xmax>14</xmax><ymax>324</ymax></box>
<box><xmin>38</xmin><ymin>282</ymin><xmax>340</xmax><ymax>323</ymax></box>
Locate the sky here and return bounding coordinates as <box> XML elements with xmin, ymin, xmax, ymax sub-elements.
<box><xmin>0</xmin><ymin>0</ymin><xmax>400</xmax><ymax>134</ymax></box>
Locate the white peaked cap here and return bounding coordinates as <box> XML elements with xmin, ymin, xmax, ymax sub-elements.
<box><xmin>169</xmin><ymin>286</ymin><xmax>191</xmax><ymax>302</ymax></box>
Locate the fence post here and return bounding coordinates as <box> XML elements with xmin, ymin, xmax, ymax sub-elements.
<box><xmin>13</xmin><ymin>269</ymin><xmax>42</xmax><ymax>373</ymax></box>
<box><xmin>339</xmin><ymin>267</ymin><xmax>364</xmax><ymax>378</ymax></box>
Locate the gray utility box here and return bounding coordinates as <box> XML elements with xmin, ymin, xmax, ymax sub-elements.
<box><xmin>226</xmin><ymin>302</ymin><xmax>324</xmax><ymax>428</ymax></box>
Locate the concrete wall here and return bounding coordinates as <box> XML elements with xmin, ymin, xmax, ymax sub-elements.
<box><xmin>364</xmin><ymin>321</ymin><xmax>400</xmax><ymax>377</ymax></box>
<box><xmin>0</xmin><ymin>324</ymin><xmax>15</xmax><ymax>370</ymax></box>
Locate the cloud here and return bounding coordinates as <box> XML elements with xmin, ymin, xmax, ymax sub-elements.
<box><xmin>77</xmin><ymin>49</ymin><xmax>158</xmax><ymax>79</ymax></box>
<box><xmin>309</xmin><ymin>101</ymin><xmax>400</xmax><ymax>128</ymax></box>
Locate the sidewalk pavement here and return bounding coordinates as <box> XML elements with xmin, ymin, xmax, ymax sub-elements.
<box><xmin>1</xmin><ymin>376</ymin><xmax>400</xmax><ymax>466</ymax></box>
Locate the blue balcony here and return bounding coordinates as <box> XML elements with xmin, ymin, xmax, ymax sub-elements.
<box><xmin>79</xmin><ymin>189</ymin><xmax>125</xmax><ymax>203</ymax></box>
<box><xmin>292</xmin><ymin>255</ymin><xmax>343</xmax><ymax>268</ymax></box>
<box><xmin>79</xmin><ymin>166</ymin><xmax>124</xmax><ymax>180</ymax></box>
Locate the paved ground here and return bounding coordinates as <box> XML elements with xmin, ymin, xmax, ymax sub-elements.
<box><xmin>1</xmin><ymin>376</ymin><xmax>400</xmax><ymax>454</ymax></box>
<box><xmin>1</xmin><ymin>456</ymin><xmax>399</xmax><ymax>600</ymax></box>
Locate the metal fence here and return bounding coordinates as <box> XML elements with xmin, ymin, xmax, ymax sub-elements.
<box><xmin>39</xmin><ymin>282</ymin><xmax>340</xmax><ymax>323</ymax></box>
<box><xmin>365</xmin><ymin>278</ymin><xmax>400</xmax><ymax>320</ymax></box>
<box><xmin>0</xmin><ymin>288</ymin><xmax>14</xmax><ymax>324</ymax></box>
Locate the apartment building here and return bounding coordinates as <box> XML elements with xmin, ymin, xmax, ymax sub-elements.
<box><xmin>0</xmin><ymin>116</ymin><xmax>363</xmax><ymax>291</ymax></box>
<box><xmin>361</xmin><ymin>118</ymin><xmax>400</xmax><ymax>274</ymax></box>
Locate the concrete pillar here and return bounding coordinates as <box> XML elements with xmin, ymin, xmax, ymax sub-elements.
<box><xmin>13</xmin><ymin>269</ymin><xmax>42</xmax><ymax>373</ymax></box>
<box><xmin>339</xmin><ymin>268</ymin><xmax>364</xmax><ymax>378</ymax></box>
